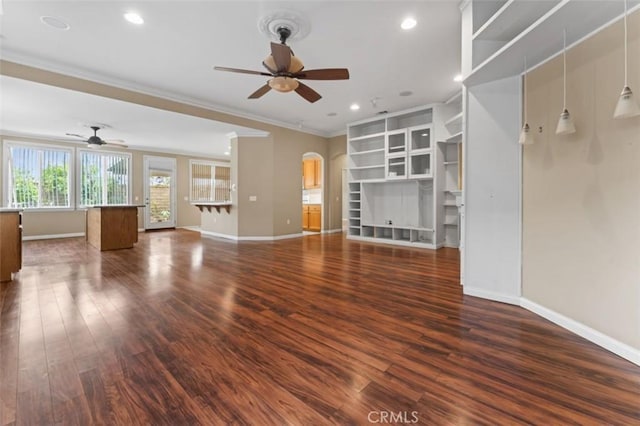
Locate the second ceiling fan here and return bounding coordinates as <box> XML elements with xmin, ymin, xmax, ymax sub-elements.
<box><xmin>214</xmin><ymin>27</ymin><xmax>349</xmax><ymax>103</ymax></box>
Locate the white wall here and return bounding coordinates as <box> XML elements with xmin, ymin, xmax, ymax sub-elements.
<box><xmin>464</xmin><ymin>76</ymin><xmax>522</xmax><ymax>304</ymax></box>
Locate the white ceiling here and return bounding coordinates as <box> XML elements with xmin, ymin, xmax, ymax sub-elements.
<box><xmin>0</xmin><ymin>1</ymin><xmax>462</xmax><ymax>153</ymax></box>
<box><xmin>0</xmin><ymin>75</ymin><xmax>264</xmax><ymax>157</ymax></box>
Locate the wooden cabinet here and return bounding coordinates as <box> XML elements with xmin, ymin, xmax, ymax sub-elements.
<box><xmin>0</xmin><ymin>210</ymin><xmax>22</xmax><ymax>282</ymax></box>
<box><xmin>303</xmin><ymin>159</ymin><xmax>321</xmax><ymax>189</ymax></box>
<box><xmin>302</xmin><ymin>205</ymin><xmax>309</xmax><ymax>229</ymax></box>
<box><xmin>86</xmin><ymin>206</ymin><xmax>140</xmax><ymax>251</ymax></box>
<box><xmin>302</xmin><ymin>204</ymin><xmax>321</xmax><ymax>231</ymax></box>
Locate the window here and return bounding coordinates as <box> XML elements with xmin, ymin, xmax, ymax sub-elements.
<box><xmin>78</xmin><ymin>150</ymin><xmax>131</xmax><ymax>206</ymax></box>
<box><xmin>189</xmin><ymin>160</ymin><xmax>231</xmax><ymax>202</ymax></box>
<box><xmin>4</xmin><ymin>142</ymin><xmax>72</xmax><ymax>209</ymax></box>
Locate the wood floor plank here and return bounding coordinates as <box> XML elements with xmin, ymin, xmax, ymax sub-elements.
<box><xmin>0</xmin><ymin>230</ymin><xmax>638</xmax><ymax>424</ymax></box>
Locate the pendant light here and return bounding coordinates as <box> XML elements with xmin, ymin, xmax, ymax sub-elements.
<box><xmin>519</xmin><ymin>57</ymin><xmax>535</xmax><ymax>145</ymax></box>
<box><xmin>556</xmin><ymin>29</ymin><xmax>576</xmax><ymax>135</ymax></box>
<box><xmin>614</xmin><ymin>0</ymin><xmax>640</xmax><ymax>119</ymax></box>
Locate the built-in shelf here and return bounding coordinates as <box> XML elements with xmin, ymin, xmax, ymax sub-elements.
<box><xmin>351</xmin><ymin>165</ymin><xmax>384</xmax><ymax>170</ymax></box>
<box><xmin>441</xmin><ymin>131</ymin><xmax>463</xmax><ymax>144</ymax></box>
<box><xmin>194</xmin><ymin>203</ymin><xmax>232</xmax><ymax>213</ymax></box>
<box><xmin>349</xmin><ymin>132</ymin><xmax>386</xmax><ymax>142</ymax></box>
<box><xmin>351</xmin><ymin>148</ymin><xmax>385</xmax><ymax>156</ymax></box>
<box><xmin>445</xmin><ymin>91</ymin><xmax>462</xmax><ymax>105</ymax></box>
<box><xmin>444</xmin><ymin>202</ymin><xmax>457</xmax><ymax>207</ymax></box>
<box><xmin>472</xmin><ymin>0</ymin><xmax>558</xmax><ymax>42</ymax></box>
<box><xmin>465</xmin><ymin>0</ymin><xmax>640</xmax><ymax>87</ymax></box>
<box><xmin>444</xmin><ymin>112</ymin><xmax>463</xmax><ymax>128</ymax></box>
<box><xmin>444</xmin><ymin>221</ymin><xmax>458</xmax><ymax>227</ymax></box>
<box><xmin>444</xmin><ymin>161</ymin><xmax>459</xmax><ymax>166</ymax></box>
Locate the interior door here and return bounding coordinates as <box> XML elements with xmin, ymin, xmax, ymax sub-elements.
<box><xmin>143</xmin><ymin>156</ymin><xmax>177</xmax><ymax>230</ymax></box>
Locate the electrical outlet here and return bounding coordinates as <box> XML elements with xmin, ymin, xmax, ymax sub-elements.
<box><xmin>249</xmin><ymin>195</ymin><xmax>257</xmax><ymax>201</ymax></box>
<box><xmin>286</xmin><ymin>219</ymin><xmax>290</xmax><ymax>224</ymax></box>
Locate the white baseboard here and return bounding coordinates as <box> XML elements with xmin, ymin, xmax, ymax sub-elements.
<box><xmin>463</xmin><ymin>286</ymin><xmax>521</xmax><ymax>305</ymax></box>
<box><xmin>178</xmin><ymin>226</ymin><xmax>201</xmax><ymax>232</ymax></box>
<box><xmin>322</xmin><ymin>228</ymin><xmax>343</xmax><ymax>234</ymax></box>
<box><xmin>521</xmin><ymin>298</ymin><xmax>640</xmax><ymax>367</ymax></box>
<box><xmin>200</xmin><ymin>230</ymin><xmax>304</xmax><ymax>241</ymax></box>
<box><xmin>23</xmin><ymin>232</ymin><xmax>85</xmax><ymax>241</ymax></box>
<box><xmin>137</xmin><ymin>228</ymin><xmax>145</xmax><ymax>232</ymax></box>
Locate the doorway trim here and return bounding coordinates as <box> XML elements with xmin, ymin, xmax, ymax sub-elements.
<box><xmin>143</xmin><ymin>155</ymin><xmax>177</xmax><ymax>230</ymax></box>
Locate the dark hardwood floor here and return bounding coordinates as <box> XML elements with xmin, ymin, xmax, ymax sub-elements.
<box><xmin>1</xmin><ymin>230</ymin><xmax>639</xmax><ymax>425</ymax></box>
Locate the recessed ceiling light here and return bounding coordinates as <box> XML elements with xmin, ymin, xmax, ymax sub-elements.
<box><xmin>350</xmin><ymin>103</ymin><xmax>360</xmax><ymax>111</ymax></box>
<box><xmin>327</xmin><ymin>112</ymin><xmax>337</xmax><ymax>117</ymax></box>
<box><xmin>124</xmin><ymin>12</ymin><xmax>144</xmax><ymax>25</ymax></box>
<box><xmin>401</xmin><ymin>17</ymin><xmax>417</xmax><ymax>30</ymax></box>
<box><xmin>40</xmin><ymin>16</ymin><xmax>70</xmax><ymax>30</ymax></box>
<box><xmin>454</xmin><ymin>74</ymin><xmax>463</xmax><ymax>82</ymax></box>
<box><xmin>399</xmin><ymin>90</ymin><xmax>413</xmax><ymax>97</ymax></box>
<box><xmin>224</xmin><ymin>151</ymin><xmax>230</xmax><ymax>156</ymax></box>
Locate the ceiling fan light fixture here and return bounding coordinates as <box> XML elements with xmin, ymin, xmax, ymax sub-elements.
<box><xmin>264</xmin><ymin>54</ymin><xmax>303</xmax><ymax>73</ymax></box>
<box><xmin>269</xmin><ymin>76</ymin><xmax>299</xmax><ymax>93</ymax></box>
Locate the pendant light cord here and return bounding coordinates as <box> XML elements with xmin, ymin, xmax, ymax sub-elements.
<box><xmin>624</xmin><ymin>0</ymin><xmax>628</xmax><ymax>86</ymax></box>
<box><xmin>523</xmin><ymin>57</ymin><xmax>528</xmax><ymax>121</ymax></box>
<box><xmin>563</xmin><ymin>29</ymin><xmax>567</xmax><ymax>109</ymax></box>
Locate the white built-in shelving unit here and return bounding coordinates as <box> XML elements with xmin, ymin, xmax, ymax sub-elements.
<box><xmin>464</xmin><ymin>0</ymin><xmax>640</xmax><ymax>86</ymax></box>
<box><xmin>347</xmin><ymin>101</ymin><xmax>463</xmax><ymax>249</ymax></box>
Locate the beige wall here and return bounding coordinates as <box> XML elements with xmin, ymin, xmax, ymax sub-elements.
<box><xmin>523</xmin><ymin>11</ymin><xmax>640</xmax><ymax>349</ymax></box>
<box><xmin>0</xmin><ymin>135</ymin><xmax>223</xmax><ymax>236</ymax></box>
<box><xmin>328</xmin><ymin>135</ymin><xmax>347</xmax><ymax>231</ymax></box>
<box><xmin>1</xmin><ymin>62</ymin><xmax>345</xmax><ymax>239</ymax></box>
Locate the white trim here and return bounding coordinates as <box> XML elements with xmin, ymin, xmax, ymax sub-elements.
<box><xmin>225</xmin><ymin>131</ymin><xmax>270</xmax><ymax>139</ymax></box>
<box><xmin>1</xmin><ymin>53</ymin><xmax>329</xmax><ymax>137</ymax></box>
<box><xmin>521</xmin><ymin>298</ymin><xmax>640</xmax><ymax>367</ymax></box>
<box><xmin>178</xmin><ymin>226</ymin><xmax>201</xmax><ymax>232</ymax></box>
<box><xmin>200</xmin><ymin>230</ymin><xmax>239</xmax><ymax>241</ymax></box>
<box><xmin>2</xmin><ymin>139</ymin><xmax>76</xmax><ymax>209</ymax></box>
<box><xmin>22</xmin><ymin>232</ymin><xmax>84</xmax><ymax>241</ymax></box>
<box><xmin>137</xmin><ymin>228</ymin><xmax>145</xmax><ymax>232</ymax></box>
<box><xmin>463</xmin><ymin>286</ymin><xmax>521</xmax><ymax>305</ymax></box>
<box><xmin>143</xmin><ymin>155</ymin><xmax>177</xmax><ymax>230</ymax></box>
<box><xmin>322</xmin><ymin>228</ymin><xmax>343</xmax><ymax>234</ymax></box>
<box><xmin>199</xmin><ymin>230</ymin><xmax>304</xmax><ymax>241</ymax></box>
<box><xmin>77</xmin><ymin>147</ymin><xmax>132</xmax><ymax>208</ymax></box>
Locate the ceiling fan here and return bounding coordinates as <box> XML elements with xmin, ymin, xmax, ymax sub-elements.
<box><xmin>214</xmin><ymin>27</ymin><xmax>349</xmax><ymax>103</ymax></box>
<box><xmin>66</xmin><ymin>126</ymin><xmax>128</xmax><ymax>148</ymax></box>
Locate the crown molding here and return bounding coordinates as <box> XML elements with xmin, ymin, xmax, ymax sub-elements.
<box><xmin>0</xmin><ymin>51</ymin><xmax>331</xmax><ymax>138</ymax></box>
<box><xmin>225</xmin><ymin>130</ymin><xmax>271</xmax><ymax>140</ymax></box>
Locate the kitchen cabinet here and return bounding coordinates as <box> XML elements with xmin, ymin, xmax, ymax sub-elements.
<box><xmin>0</xmin><ymin>209</ymin><xmax>22</xmax><ymax>282</ymax></box>
<box><xmin>302</xmin><ymin>205</ymin><xmax>309</xmax><ymax>229</ymax></box>
<box><xmin>302</xmin><ymin>204</ymin><xmax>321</xmax><ymax>231</ymax></box>
<box><xmin>303</xmin><ymin>159</ymin><xmax>321</xmax><ymax>189</ymax></box>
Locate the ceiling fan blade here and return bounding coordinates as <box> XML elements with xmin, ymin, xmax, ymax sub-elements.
<box><xmin>103</xmin><ymin>139</ymin><xmax>126</xmax><ymax>144</ymax></box>
<box><xmin>214</xmin><ymin>66</ymin><xmax>272</xmax><ymax>77</ymax></box>
<box><xmin>66</xmin><ymin>133</ymin><xmax>87</xmax><ymax>139</ymax></box>
<box><xmin>262</xmin><ymin>61</ymin><xmax>276</xmax><ymax>74</ymax></box>
<box><xmin>270</xmin><ymin>42</ymin><xmax>291</xmax><ymax>72</ymax></box>
<box><xmin>294</xmin><ymin>68</ymin><xmax>350</xmax><ymax>80</ymax></box>
<box><xmin>104</xmin><ymin>141</ymin><xmax>129</xmax><ymax>148</ymax></box>
<box><xmin>295</xmin><ymin>82</ymin><xmax>322</xmax><ymax>103</ymax></box>
<box><xmin>248</xmin><ymin>84</ymin><xmax>272</xmax><ymax>99</ymax></box>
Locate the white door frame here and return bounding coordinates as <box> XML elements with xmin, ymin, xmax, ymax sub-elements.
<box><xmin>143</xmin><ymin>155</ymin><xmax>177</xmax><ymax>230</ymax></box>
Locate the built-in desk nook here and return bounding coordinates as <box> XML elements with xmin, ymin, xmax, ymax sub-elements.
<box><xmin>0</xmin><ymin>209</ymin><xmax>22</xmax><ymax>282</ymax></box>
<box><xmin>86</xmin><ymin>205</ymin><xmax>143</xmax><ymax>251</ymax></box>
